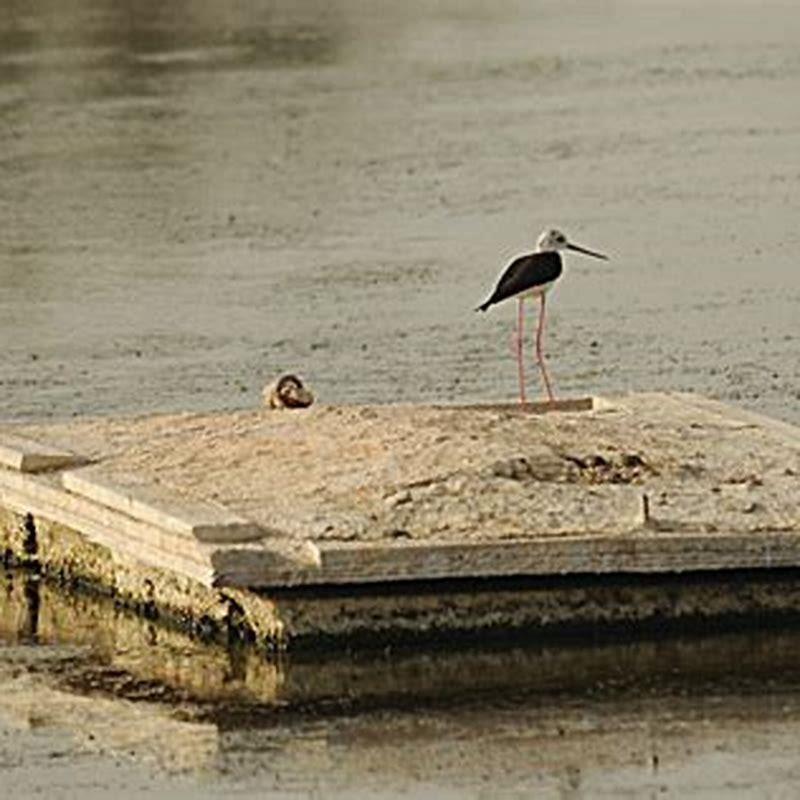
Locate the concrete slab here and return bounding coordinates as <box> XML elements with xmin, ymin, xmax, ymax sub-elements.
<box><xmin>0</xmin><ymin>433</ymin><xmax>87</xmax><ymax>473</ymax></box>
<box><xmin>1</xmin><ymin>392</ymin><xmax>799</xmax><ymax>647</ymax></box>
<box><xmin>62</xmin><ymin>467</ymin><xmax>271</xmax><ymax>544</ymax></box>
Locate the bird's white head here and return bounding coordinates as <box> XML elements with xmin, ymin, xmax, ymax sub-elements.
<box><xmin>535</xmin><ymin>228</ymin><xmax>608</xmax><ymax>260</ymax></box>
<box><xmin>536</xmin><ymin>228</ymin><xmax>569</xmax><ymax>252</ymax></box>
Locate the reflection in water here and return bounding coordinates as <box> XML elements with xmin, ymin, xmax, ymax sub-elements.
<box><xmin>4</xmin><ymin>568</ymin><xmax>800</xmax><ymax>715</ymax></box>
<box><xmin>4</xmin><ymin>569</ymin><xmax>800</xmax><ymax>794</ymax></box>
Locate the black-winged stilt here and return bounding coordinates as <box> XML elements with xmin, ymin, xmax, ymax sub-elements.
<box><xmin>476</xmin><ymin>228</ymin><xmax>608</xmax><ymax>404</ymax></box>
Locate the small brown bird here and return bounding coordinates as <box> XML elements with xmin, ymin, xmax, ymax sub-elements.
<box><xmin>263</xmin><ymin>374</ymin><xmax>314</xmax><ymax>409</ymax></box>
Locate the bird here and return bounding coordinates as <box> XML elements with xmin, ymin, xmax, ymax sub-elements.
<box><xmin>263</xmin><ymin>373</ymin><xmax>314</xmax><ymax>409</ymax></box>
<box><xmin>476</xmin><ymin>227</ymin><xmax>608</xmax><ymax>405</ymax></box>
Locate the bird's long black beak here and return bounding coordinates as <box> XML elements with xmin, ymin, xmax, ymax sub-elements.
<box><xmin>566</xmin><ymin>242</ymin><xmax>608</xmax><ymax>260</ymax></box>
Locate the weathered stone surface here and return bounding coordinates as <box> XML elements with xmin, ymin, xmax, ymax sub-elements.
<box><xmin>1</xmin><ymin>392</ymin><xmax>800</xmax><ymax>647</ymax></box>
<box><xmin>6</xmin><ymin>393</ymin><xmax>798</xmax><ymax>556</ymax></box>
<box><xmin>62</xmin><ymin>467</ymin><xmax>270</xmax><ymax>543</ymax></box>
<box><xmin>0</xmin><ymin>432</ymin><xmax>87</xmax><ymax>473</ymax></box>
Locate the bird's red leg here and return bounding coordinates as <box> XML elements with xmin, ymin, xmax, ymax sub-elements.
<box><xmin>535</xmin><ymin>293</ymin><xmax>556</xmax><ymax>403</ymax></box>
<box><xmin>517</xmin><ymin>297</ymin><xmax>526</xmax><ymax>405</ymax></box>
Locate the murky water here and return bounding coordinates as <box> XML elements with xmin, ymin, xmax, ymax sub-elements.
<box><xmin>2</xmin><ymin>1</ymin><xmax>800</xmax><ymax>796</ymax></box>
<box><xmin>1</xmin><ymin>0</ymin><xmax>798</xmax><ymax>423</ymax></box>
<box><xmin>4</xmin><ymin>571</ymin><xmax>800</xmax><ymax>798</ymax></box>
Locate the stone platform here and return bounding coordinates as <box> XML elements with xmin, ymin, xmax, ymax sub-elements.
<box><xmin>1</xmin><ymin>392</ymin><xmax>799</xmax><ymax>649</ymax></box>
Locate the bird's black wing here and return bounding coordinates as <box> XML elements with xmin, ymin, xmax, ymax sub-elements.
<box><xmin>476</xmin><ymin>251</ymin><xmax>563</xmax><ymax>311</ymax></box>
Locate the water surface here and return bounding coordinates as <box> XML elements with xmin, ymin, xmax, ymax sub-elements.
<box><xmin>3</xmin><ymin>572</ymin><xmax>800</xmax><ymax>798</ymax></box>
<box><xmin>1</xmin><ymin>0</ymin><xmax>798</xmax><ymax>422</ymax></box>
